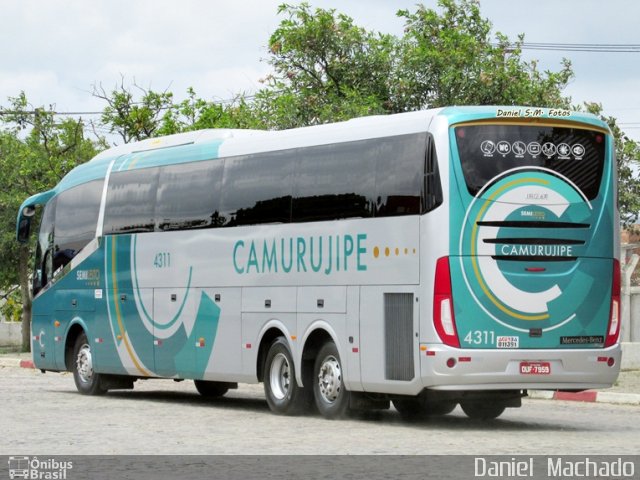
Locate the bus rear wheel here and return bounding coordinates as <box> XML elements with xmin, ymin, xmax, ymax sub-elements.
<box><xmin>72</xmin><ymin>332</ymin><xmax>106</xmax><ymax>395</ymax></box>
<box><xmin>393</xmin><ymin>397</ymin><xmax>457</xmax><ymax>419</ymax></box>
<box><xmin>460</xmin><ymin>401</ymin><xmax>506</xmax><ymax>420</ymax></box>
<box><xmin>313</xmin><ymin>341</ymin><xmax>350</xmax><ymax>419</ymax></box>
<box><xmin>263</xmin><ymin>337</ymin><xmax>311</xmax><ymax>415</ymax></box>
<box><xmin>194</xmin><ymin>380</ymin><xmax>231</xmax><ymax>398</ymax></box>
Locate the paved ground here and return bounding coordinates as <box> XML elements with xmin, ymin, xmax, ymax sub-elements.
<box><xmin>1</xmin><ymin>364</ymin><xmax>639</xmax><ymax>456</ymax></box>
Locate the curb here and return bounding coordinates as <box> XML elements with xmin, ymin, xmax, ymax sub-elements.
<box><xmin>0</xmin><ymin>357</ymin><xmax>35</xmax><ymax>369</ymax></box>
<box><xmin>529</xmin><ymin>389</ymin><xmax>640</xmax><ymax>406</ymax></box>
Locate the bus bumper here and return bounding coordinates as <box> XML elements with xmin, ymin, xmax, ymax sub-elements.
<box><xmin>420</xmin><ymin>343</ymin><xmax>622</xmax><ymax>391</ymax></box>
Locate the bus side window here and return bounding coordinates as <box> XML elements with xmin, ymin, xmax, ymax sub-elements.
<box><xmin>292</xmin><ymin>140</ymin><xmax>375</xmax><ymax>222</ymax></box>
<box><xmin>423</xmin><ymin>134</ymin><xmax>443</xmax><ymax>213</ymax></box>
<box><xmin>53</xmin><ymin>180</ymin><xmax>102</xmax><ymax>271</ymax></box>
<box><xmin>104</xmin><ymin>168</ymin><xmax>159</xmax><ymax>234</ymax></box>
<box><xmin>220</xmin><ymin>152</ymin><xmax>294</xmax><ymax>227</ymax></box>
<box><xmin>374</xmin><ymin>133</ymin><xmax>425</xmax><ymax>217</ymax></box>
<box><xmin>156</xmin><ymin>161</ymin><xmax>224</xmax><ymax>231</ymax></box>
<box><xmin>33</xmin><ymin>200</ymin><xmax>56</xmax><ymax>295</ymax></box>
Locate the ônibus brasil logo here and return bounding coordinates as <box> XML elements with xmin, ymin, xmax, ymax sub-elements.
<box><xmin>8</xmin><ymin>456</ymin><xmax>73</xmax><ymax>480</ymax></box>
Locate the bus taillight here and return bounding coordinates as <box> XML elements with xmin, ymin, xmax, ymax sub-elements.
<box><xmin>605</xmin><ymin>259</ymin><xmax>621</xmax><ymax>348</ymax></box>
<box><xmin>434</xmin><ymin>256</ymin><xmax>460</xmax><ymax>348</ymax></box>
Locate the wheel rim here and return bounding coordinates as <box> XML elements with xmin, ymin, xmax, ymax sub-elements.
<box><xmin>76</xmin><ymin>343</ymin><xmax>94</xmax><ymax>384</ymax></box>
<box><xmin>317</xmin><ymin>355</ymin><xmax>341</xmax><ymax>404</ymax></box>
<box><xmin>269</xmin><ymin>352</ymin><xmax>291</xmax><ymax>400</ymax></box>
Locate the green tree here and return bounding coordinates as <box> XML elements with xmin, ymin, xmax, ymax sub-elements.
<box><xmin>584</xmin><ymin>103</ymin><xmax>640</xmax><ymax>227</ymax></box>
<box><xmin>254</xmin><ymin>2</ymin><xmax>395</xmax><ymax>128</ymax></box>
<box><xmin>157</xmin><ymin>87</ymin><xmax>260</xmax><ymax>134</ymax></box>
<box><xmin>93</xmin><ymin>81</ymin><xmax>259</xmax><ymax>142</ymax></box>
<box><xmin>0</xmin><ymin>92</ymin><xmax>98</xmax><ymax>350</ymax></box>
<box><xmin>394</xmin><ymin>0</ymin><xmax>573</xmax><ymax>110</ymax></box>
<box><xmin>92</xmin><ymin>79</ymin><xmax>174</xmax><ymax>144</ymax></box>
<box><xmin>257</xmin><ymin>1</ymin><xmax>574</xmax><ymax>126</ymax></box>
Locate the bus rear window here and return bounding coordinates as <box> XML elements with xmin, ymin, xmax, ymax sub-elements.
<box><xmin>454</xmin><ymin>124</ymin><xmax>606</xmax><ymax>199</ymax></box>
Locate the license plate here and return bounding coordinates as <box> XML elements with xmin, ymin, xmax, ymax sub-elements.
<box><xmin>520</xmin><ymin>361</ymin><xmax>551</xmax><ymax>375</ymax></box>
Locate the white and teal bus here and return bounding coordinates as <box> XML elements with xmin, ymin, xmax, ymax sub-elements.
<box><xmin>17</xmin><ymin>106</ymin><xmax>621</xmax><ymax>419</ymax></box>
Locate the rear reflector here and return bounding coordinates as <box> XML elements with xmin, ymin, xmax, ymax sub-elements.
<box><xmin>434</xmin><ymin>256</ymin><xmax>460</xmax><ymax>348</ymax></box>
<box><xmin>605</xmin><ymin>259</ymin><xmax>621</xmax><ymax>348</ymax></box>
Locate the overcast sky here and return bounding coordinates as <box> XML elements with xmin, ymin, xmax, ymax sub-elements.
<box><xmin>1</xmin><ymin>0</ymin><xmax>639</xmax><ymax>140</ymax></box>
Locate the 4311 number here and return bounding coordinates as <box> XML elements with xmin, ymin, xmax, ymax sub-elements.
<box><xmin>464</xmin><ymin>330</ymin><xmax>495</xmax><ymax>345</ymax></box>
<box><xmin>153</xmin><ymin>252</ymin><xmax>171</xmax><ymax>268</ymax></box>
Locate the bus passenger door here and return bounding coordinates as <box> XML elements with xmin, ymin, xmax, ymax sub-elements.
<box><xmin>53</xmin><ymin>290</ymin><xmax>95</xmax><ymax>371</ymax></box>
<box><xmin>32</xmin><ymin>303</ymin><xmax>57</xmax><ymax>371</ymax></box>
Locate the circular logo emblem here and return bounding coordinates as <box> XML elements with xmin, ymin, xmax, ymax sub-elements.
<box><xmin>457</xmin><ymin>168</ymin><xmax>595</xmax><ymax>333</ymax></box>
<box><xmin>481</xmin><ymin>140</ymin><xmax>496</xmax><ymax>155</ymax></box>
<box><xmin>542</xmin><ymin>142</ymin><xmax>556</xmax><ymax>157</ymax></box>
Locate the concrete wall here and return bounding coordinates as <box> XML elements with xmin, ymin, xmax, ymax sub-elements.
<box><xmin>622</xmin><ymin>289</ymin><xmax>640</xmax><ymax>342</ymax></box>
<box><xmin>622</xmin><ymin>342</ymin><xmax>640</xmax><ymax>370</ymax></box>
<box><xmin>0</xmin><ymin>322</ymin><xmax>21</xmax><ymax>347</ymax></box>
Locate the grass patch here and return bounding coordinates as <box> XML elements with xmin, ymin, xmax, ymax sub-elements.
<box><xmin>0</xmin><ymin>345</ymin><xmax>22</xmax><ymax>354</ymax></box>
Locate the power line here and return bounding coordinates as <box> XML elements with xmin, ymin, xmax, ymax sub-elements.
<box><xmin>0</xmin><ymin>93</ymin><xmax>257</xmax><ymax>118</ymax></box>
<box><xmin>0</xmin><ymin>110</ymin><xmax>103</xmax><ymax>116</ymax></box>
<box><xmin>503</xmin><ymin>42</ymin><xmax>640</xmax><ymax>53</ymax></box>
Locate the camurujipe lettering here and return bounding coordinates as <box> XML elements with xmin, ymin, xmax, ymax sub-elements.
<box><xmin>233</xmin><ymin>233</ymin><xmax>367</xmax><ymax>275</ymax></box>
<box><xmin>500</xmin><ymin>244</ymin><xmax>573</xmax><ymax>257</ymax></box>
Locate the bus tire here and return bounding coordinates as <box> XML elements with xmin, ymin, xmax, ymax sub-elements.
<box><xmin>72</xmin><ymin>332</ymin><xmax>106</xmax><ymax>396</ymax></box>
<box><xmin>393</xmin><ymin>397</ymin><xmax>456</xmax><ymax>419</ymax></box>
<box><xmin>460</xmin><ymin>401</ymin><xmax>505</xmax><ymax>420</ymax></box>
<box><xmin>313</xmin><ymin>341</ymin><xmax>349</xmax><ymax>419</ymax></box>
<box><xmin>263</xmin><ymin>337</ymin><xmax>310</xmax><ymax>415</ymax></box>
<box><xmin>194</xmin><ymin>380</ymin><xmax>230</xmax><ymax>398</ymax></box>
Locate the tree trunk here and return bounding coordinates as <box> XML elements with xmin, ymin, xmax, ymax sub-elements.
<box><xmin>18</xmin><ymin>244</ymin><xmax>32</xmax><ymax>352</ymax></box>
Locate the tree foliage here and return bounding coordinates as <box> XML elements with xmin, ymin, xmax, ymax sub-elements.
<box><xmin>0</xmin><ymin>92</ymin><xmax>97</xmax><ymax>349</ymax></box>
<box><xmin>256</xmin><ymin>0</ymin><xmax>574</xmax><ymax>127</ymax></box>
<box><xmin>254</xmin><ymin>2</ymin><xmax>395</xmax><ymax>128</ymax></box>
<box><xmin>394</xmin><ymin>1</ymin><xmax>573</xmax><ymax>110</ymax></box>
<box><xmin>93</xmin><ymin>82</ymin><xmax>260</xmax><ymax>142</ymax></box>
<box><xmin>93</xmin><ymin>79</ymin><xmax>174</xmax><ymax>144</ymax></box>
<box><xmin>584</xmin><ymin>103</ymin><xmax>640</xmax><ymax>227</ymax></box>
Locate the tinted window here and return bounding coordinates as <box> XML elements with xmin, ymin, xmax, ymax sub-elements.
<box><xmin>104</xmin><ymin>168</ymin><xmax>159</xmax><ymax>234</ymax></box>
<box><xmin>156</xmin><ymin>161</ymin><xmax>224</xmax><ymax>230</ymax></box>
<box><xmin>374</xmin><ymin>133</ymin><xmax>426</xmax><ymax>216</ymax></box>
<box><xmin>292</xmin><ymin>140</ymin><xmax>376</xmax><ymax>222</ymax></box>
<box><xmin>34</xmin><ymin>199</ymin><xmax>56</xmax><ymax>292</ymax></box>
<box><xmin>454</xmin><ymin>125</ymin><xmax>606</xmax><ymax>199</ymax></box>
<box><xmin>54</xmin><ymin>180</ymin><xmax>102</xmax><ymax>270</ymax></box>
<box><xmin>220</xmin><ymin>152</ymin><xmax>293</xmax><ymax>226</ymax></box>
<box><xmin>423</xmin><ymin>134</ymin><xmax>443</xmax><ymax>213</ymax></box>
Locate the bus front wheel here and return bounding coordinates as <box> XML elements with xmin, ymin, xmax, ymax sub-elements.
<box><xmin>313</xmin><ymin>341</ymin><xmax>350</xmax><ymax>419</ymax></box>
<box><xmin>263</xmin><ymin>337</ymin><xmax>311</xmax><ymax>415</ymax></box>
<box><xmin>72</xmin><ymin>332</ymin><xmax>106</xmax><ymax>395</ymax></box>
